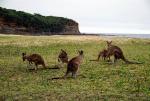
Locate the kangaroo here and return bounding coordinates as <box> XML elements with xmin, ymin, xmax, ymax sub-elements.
<box><xmin>64</xmin><ymin>50</ymin><xmax>84</xmax><ymax>78</ymax></box>
<box><xmin>106</xmin><ymin>41</ymin><xmax>142</xmax><ymax>64</ymax></box>
<box><xmin>52</xmin><ymin>50</ymin><xmax>84</xmax><ymax>80</ymax></box>
<box><xmin>90</xmin><ymin>49</ymin><xmax>110</xmax><ymax>61</ymax></box>
<box><xmin>58</xmin><ymin>49</ymin><xmax>69</xmax><ymax>63</ymax></box>
<box><xmin>22</xmin><ymin>53</ymin><xmax>46</xmax><ymax>70</ymax></box>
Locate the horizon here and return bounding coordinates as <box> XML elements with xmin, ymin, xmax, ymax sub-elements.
<box><xmin>0</xmin><ymin>0</ymin><xmax>150</xmax><ymax>34</ymax></box>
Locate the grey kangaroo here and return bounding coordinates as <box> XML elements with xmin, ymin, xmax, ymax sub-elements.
<box><xmin>52</xmin><ymin>50</ymin><xmax>84</xmax><ymax>79</ymax></box>
<box><xmin>106</xmin><ymin>41</ymin><xmax>142</xmax><ymax>64</ymax></box>
<box><xmin>22</xmin><ymin>53</ymin><xmax>46</xmax><ymax>70</ymax></box>
<box><xmin>64</xmin><ymin>50</ymin><xmax>84</xmax><ymax>78</ymax></box>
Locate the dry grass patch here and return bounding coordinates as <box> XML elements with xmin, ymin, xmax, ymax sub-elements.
<box><xmin>0</xmin><ymin>34</ymin><xmax>133</xmax><ymax>47</ymax></box>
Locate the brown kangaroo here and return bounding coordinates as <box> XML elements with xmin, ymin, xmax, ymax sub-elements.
<box><xmin>22</xmin><ymin>53</ymin><xmax>46</xmax><ymax>70</ymax></box>
<box><xmin>52</xmin><ymin>50</ymin><xmax>84</xmax><ymax>79</ymax></box>
<box><xmin>64</xmin><ymin>50</ymin><xmax>84</xmax><ymax>78</ymax></box>
<box><xmin>106</xmin><ymin>41</ymin><xmax>142</xmax><ymax>64</ymax></box>
<box><xmin>58</xmin><ymin>49</ymin><xmax>69</xmax><ymax>63</ymax></box>
<box><xmin>90</xmin><ymin>49</ymin><xmax>110</xmax><ymax>61</ymax></box>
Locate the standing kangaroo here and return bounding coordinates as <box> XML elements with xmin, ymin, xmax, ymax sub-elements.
<box><xmin>22</xmin><ymin>53</ymin><xmax>46</xmax><ymax>70</ymax></box>
<box><xmin>106</xmin><ymin>41</ymin><xmax>142</xmax><ymax>64</ymax></box>
<box><xmin>51</xmin><ymin>50</ymin><xmax>84</xmax><ymax>80</ymax></box>
<box><xmin>64</xmin><ymin>50</ymin><xmax>84</xmax><ymax>78</ymax></box>
<box><xmin>58</xmin><ymin>49</ymin><xmax>69</xmax><ymax>64</ymax></box>
<box><xmin>90</xmin><ymin>49</ymin><xmax>110</xmax><ymax>61</ymax></box>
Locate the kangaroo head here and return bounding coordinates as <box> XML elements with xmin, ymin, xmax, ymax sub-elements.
<box><xmin>22</xmin><ymin>52</ymin><xmax>26</xmax><ymax>61</ymax></box>
<box><xmin>106</xmin><ymin>41</ymin><xmax>112</xmax><ymax>47</ymax></box>
<box><xmin>59</xmin><ymin>49</ymin><xmax>68</xmax><ymax>58</ymax></box>
<box><xmin>58</xmin><ymin>49</ymin><xmax>68</xmax><ymax>62</ymax></box>
<box><xmin>61</xmin><ymin>49</ymin><xmax>67</xmax><ymax>55</ymax></box>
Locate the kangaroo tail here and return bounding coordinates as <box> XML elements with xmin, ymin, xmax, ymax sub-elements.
<box><xmin>51</xmin><ymin>76</ymin><xmax>64</xmax><ymax>80</ymax></box>
<box><xmin>122</xmin><ymin>56</ymin><xmax>143</xmax><ymax>64</ymax></box>
<box><xmin>125</xmin><ymin>60</ymin><xmax>143</xmax><ymax>64</ymax></box>
<box><xmin>48</xmin><ymin>67</ymin><xmax>60</xmax><ymax>69</ymax></box>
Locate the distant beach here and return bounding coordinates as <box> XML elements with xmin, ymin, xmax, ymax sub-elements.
<box><xmin>106</xmin><ymin>34</ymin><xmax>150</xmax><ymax>39</ymax></box>
<box><xmin>83</xmin><ymin>33</ymin><xmax>150</xmax><ymax>39</ymax></box>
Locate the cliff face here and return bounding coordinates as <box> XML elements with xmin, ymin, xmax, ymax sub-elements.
<box><xmin>0</xmin><ymin>18</ymin><xmax>25</xmax><ymax>34</ymax></box>
<box><xmin>0</xmin><ymin>17</ymin><xmax>80</xmax><ymax>35</ymax></box>
<box><xmin>0</xmin><ymin>7</ymin><xmax>81</xmax><ymax>35</ymax></box>
<box><xmin>63</xmin><ymin>20</ymin><xmax>80</xmax><ymax>34</ymax></box>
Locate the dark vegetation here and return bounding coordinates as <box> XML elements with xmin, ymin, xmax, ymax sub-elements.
<box><xmin>0</xmin><ymin>7</ymin><xmax>77</xmax><ymax>33</ymax></box>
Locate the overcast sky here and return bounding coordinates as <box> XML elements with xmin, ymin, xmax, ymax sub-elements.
<box><xmin>0</xmin><ymin>0</ymin><xmax>150</xmax><ymax>34</ymax></box>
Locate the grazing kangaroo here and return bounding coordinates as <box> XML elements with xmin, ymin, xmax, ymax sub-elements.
<box><xmin>106</xmin><ymin>41</ymin><xmax>142</xmax><ymax>64</ymax></box>
<box><xmin>22</xmin><ymin>53</ymin><xmax>46</xmax><ymax>70</ymax></box>
<box><xmin>58</xmin><ymin>49</ymin><xmax>69</xmax><ymax>63</ymax></box>
<box><xmin>52</xmin><ymin>50</ymin><xmax>84</xmax><ymax>80</ymax></box>
<box><xmin>90</xmin><ymin>49</ymin><xmax>110</xmax><ymax>61</ymax></box>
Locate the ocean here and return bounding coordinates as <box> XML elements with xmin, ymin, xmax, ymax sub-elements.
<box><xmin>103</xmin><ymin>34</ymin><xmax>150</xmax><ymax>39</ymax></box>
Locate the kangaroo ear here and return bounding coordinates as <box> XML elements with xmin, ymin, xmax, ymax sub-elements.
<box><xmin>80</xmin><ymin>50</ymin><xmax>83</xmax><ymax>54</ymax></box>
<box><xmin>61</xmin><ymin>49</ymin><xmax>67</xmax><ymax>54</ymax></box>
<box><xmin>22</xmin><ymin>52</ymin><xmax>26</xmax><ymax>56</ymax></box>
<box><xmin>61</xmin><ymin>49</ymin><xmax>65</xmax><ymax>52</ymax></box>
<box><xmin>106</xmin><ymin>41</ymin><xmax>109</xmax><ymax>44</ymax></box>
<box><xmin>106</xmin><ymin>41</ymin><xmax>112</xmax><ymax>44</ymax></box>
<box><xmin>78</xmin><ymin>50</ymin><xmax>83</xmax><ymax>54</ymax></box>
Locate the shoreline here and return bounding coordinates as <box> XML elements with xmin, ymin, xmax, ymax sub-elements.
<box><xmin>82</xmin><ymin>33</ymin><xmax>150</xmax><ymax>39</ymax></box>
<box><xmin>0</xmin><ymin>33</ymin><xmax>150</xmax><ymax>39</ymax></box>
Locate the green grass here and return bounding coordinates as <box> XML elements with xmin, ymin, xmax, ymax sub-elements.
<box><xmin>0</xmin><ymin>34</ymin><xmax>150</xmax><ymax>101</ymax></box>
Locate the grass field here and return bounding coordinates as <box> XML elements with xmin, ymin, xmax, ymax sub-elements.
<box><xmin>0</xmin><ymin>34</ymin><xmax>150</xmax><ymax>101</ymax></box>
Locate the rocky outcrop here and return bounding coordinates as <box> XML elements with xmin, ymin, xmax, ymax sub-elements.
<box><xmin>63</xmin><ymin>20</ymin><xmax>80</xmax><ymax>34</ymax></box>
<box><xmin>0</xmin><ymin>18</ymin><xmax>27</xmax><ymax>34</ymax></box>
<box><xmin>0</xmin><ymin>7</ymin><xmax>79</xmax><ymax>35</ymax></box>
<box><xmin>0</xmin><ymin>17</ymin><xmax>80</xmax><ymax>35</ymax></box>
